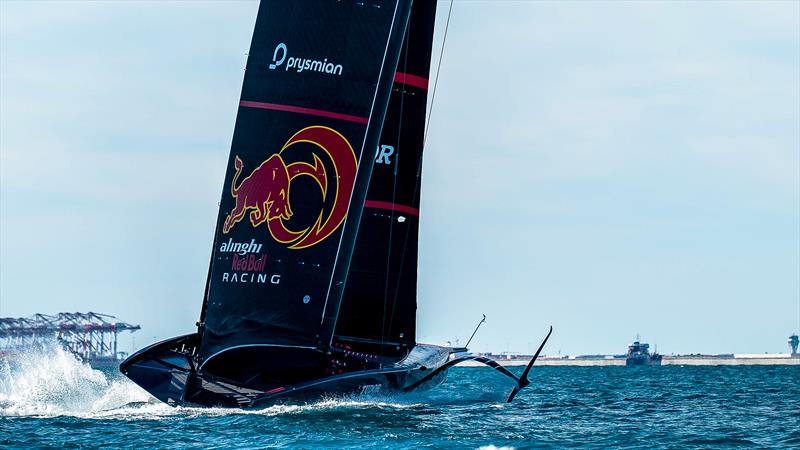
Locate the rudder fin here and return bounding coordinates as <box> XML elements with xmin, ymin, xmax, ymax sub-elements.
<box><xmin>506</xmin><ymin>326</ymin><xmax>553</xmax><ymax>403</ymax></box>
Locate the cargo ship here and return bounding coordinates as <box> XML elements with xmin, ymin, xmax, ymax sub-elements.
<box><xmin>626</xmin><ymin>340</ymin><xmax>662</xmax><ymax>366</ymax></box>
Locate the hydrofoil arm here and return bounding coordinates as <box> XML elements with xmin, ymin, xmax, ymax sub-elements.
<box><xmin>403</xmin><ymin>326</ymin><xmax>553</xmax><ymax>403</ymax></box>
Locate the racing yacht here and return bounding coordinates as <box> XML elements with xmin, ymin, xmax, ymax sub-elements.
<box><xmin>121</xmin><ymin>0</ymin><xmax>550</xmax><ymax>408</ymax></box>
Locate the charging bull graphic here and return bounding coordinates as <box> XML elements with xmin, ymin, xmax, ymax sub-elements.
<box><xmin>222</xmin><ymin>126</ymin><xmax>357</xmax><ymax>250</ymax></box>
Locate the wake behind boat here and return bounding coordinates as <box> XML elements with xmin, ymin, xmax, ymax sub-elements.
<box><xmin>121</xmin><ymin>0</ymin><xmax>550</xmax><ymax>408</ymax></box>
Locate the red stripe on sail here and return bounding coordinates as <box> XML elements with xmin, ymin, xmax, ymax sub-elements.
<box><xmin>364</xmin><ymin>200</ymin><xmax>419</xmax><ymax>216</ymax></box>
<box><xmin>239</xmin><ymin>100</ymin><xmax>369</xmax><ymax>124</ymax></box>
<box><xmin>393</xmin><ymin>72</ymin><xmax>428</xmax><ymax>90</ymax></box>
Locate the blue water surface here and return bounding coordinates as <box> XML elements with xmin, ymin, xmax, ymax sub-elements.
<box><xmin>0</xmin><ymin>350</ymin><xmax>798</xmax><ymax>449</ymax></box>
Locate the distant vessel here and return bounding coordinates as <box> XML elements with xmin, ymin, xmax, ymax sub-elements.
<box><xmin>789</xmin><ymin>334</ymin><xmax>799</xmax><ymax>357</ymax></box>
<box><xmin>626</xmin><ymin>340</ymin><xmax>662</xmax><ymax>366</ymax></box>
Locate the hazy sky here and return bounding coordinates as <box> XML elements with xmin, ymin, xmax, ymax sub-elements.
<box><xmin>1</xmin><ymin>1</ymin><xmax>798</xmax><ymax>356</ymax></box>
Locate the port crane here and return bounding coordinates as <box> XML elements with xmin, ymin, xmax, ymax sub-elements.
<box><xmin>0</xmin><ymin>312</ymin><xmax>140</xmax><ymax>365</ymax></box>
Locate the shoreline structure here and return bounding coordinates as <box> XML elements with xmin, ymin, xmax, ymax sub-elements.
<box><xmin>459</xmin><ymin>354</ymin><xmax>800</xmax><ymax>367</ymax></box>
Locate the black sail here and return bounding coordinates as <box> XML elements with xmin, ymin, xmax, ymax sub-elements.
<box><xmin>198</xmin><ymin>0</ymin><xmax>413</xmax><ymax>372</ymax></box>
<box><xmin>334</xmin><ymin>1</ymin><xmax>437</xmax><ymax>357</ymax></box>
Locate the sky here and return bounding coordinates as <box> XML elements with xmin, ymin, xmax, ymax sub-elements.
<box><xmin>1</xmin><ymin>1</ymin><xmax>798</xmax><ymax>356</ymax></box>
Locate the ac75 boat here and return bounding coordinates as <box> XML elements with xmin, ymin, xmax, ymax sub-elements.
<box><xmin>121</xmin><ymin>0</ymin><xmax>551</xmax><ymax>408</ymax></box>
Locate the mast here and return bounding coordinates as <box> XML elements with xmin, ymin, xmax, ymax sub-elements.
<box><xmin>317</xmin><ymin>3</ymin><xmax>418</xmax><ymax>347</ymax></box>
<box><xmin>333</xmin><ymin>1</ymin><xmax>438</xmax><ymax>356</ymax></box>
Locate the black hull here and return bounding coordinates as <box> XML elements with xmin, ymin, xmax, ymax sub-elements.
<box><xmin>625</xmin><ymin>355</ymin><xmax>663</xmax><ymax>366</ymax></box>
<box><xmin>121</xmin><ymin>327</ymin><xmax>552</xmax><ymax>408</ymax></box>
<box><xmin>120</xmin><ymin>334</ymin><xmax>450</xmax><ymax>408</ymax></box>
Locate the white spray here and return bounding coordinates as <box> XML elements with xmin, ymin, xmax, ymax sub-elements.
<box><xmin>0</xmin><ymin>342</ymin><xmax>152</xmax><ymax>417</ymax></box>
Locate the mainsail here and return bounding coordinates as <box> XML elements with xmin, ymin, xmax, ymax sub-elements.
<box><xmin>334</xmin><ymin>1</ymin><xmax>438</xmax><ymax>357</ymax></box>
<box><xmin>198</xmin><ymin>0</ymin><xmax>413</xmax><ymax>374</ymax></box>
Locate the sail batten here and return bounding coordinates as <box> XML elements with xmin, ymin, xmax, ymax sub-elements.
<box><xmin>318</xmin><ymin>0</ymin><xmax>414</xmax><ymax>343</ymax></box>
<box><xmin>364</xmin><ymin>200</ymin><xmax>420</xmax><ymax>216</ymax></box>
<box><xmin>239</xmin><ymin>100</ymin><xmax>370</xmax><ymax>124</ymax></box>
<box><xmin>393</xmin><ymin>72</ymin><xmax>429</xmax><ymax>90</ymax></box>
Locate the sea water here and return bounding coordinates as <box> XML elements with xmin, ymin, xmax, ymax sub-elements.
<box><xmin>0</xmin><ymin>346</ymin><xmax>797</xmax><ymax>449</ymax></box>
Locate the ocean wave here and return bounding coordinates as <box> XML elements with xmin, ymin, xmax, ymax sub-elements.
<box><xmin>0</xmin><ymin>344</ymin><xmax>151</xmax><ymax>417</ymax></box>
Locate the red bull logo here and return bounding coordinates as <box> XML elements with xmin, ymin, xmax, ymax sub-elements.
<box><xmin>222</xmin><ymin>126</ymin><xmax>357</xmax><ymax>249</ymax></box>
